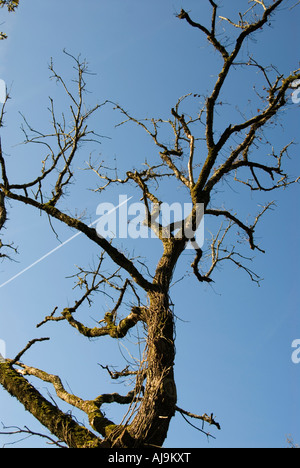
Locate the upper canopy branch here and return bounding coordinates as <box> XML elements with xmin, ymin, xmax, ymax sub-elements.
<box><xmin>205</xmin><ymin>202</ymin><xmax>274</xmax><ymax>253</ymax></box>
<box><xmin>177</xmin><ymin>1</ymin><xmax>284</xmax><ymax>61</ymax></box>
<box><xmin>7</xmin><ymin>53</ymin><xmax>106</xmax><ymax>207</ymax></box>
<box><xmin>193</xmin><ymin>67</ymin><xmax>300</xmax><ymax>200</ymax></box>
<box><xmin>111</xmin><ymin>101</ymin><xmax>190</xmax><ymax>188</ymax></box>
<box><xmin>0</xmin><ymin>0</ymin><xmax>19</xmax><ymax>11</ymax></box>
<box><xmin>177</xmin><ymin>6</ymin><xmax>229</xmax><ymax>60</ymax></box>
<box><xmin>171</xmin><ymin>108</ymin><xmax>195</xmax><ymax>188</ymax></box>
<box><xmin>191</xmin><ymin>222</ymin><xmax>263</xmax><ymax>285</ymax></box>
<box><xmin>0</xmin><ymin>0</ymin><xmax>19</xmax><ymax>38</ymax></box>
<box><xmin>178</xmin><ymin>0</ymin><xmax>286</xmax><ymax>160</ymax></box>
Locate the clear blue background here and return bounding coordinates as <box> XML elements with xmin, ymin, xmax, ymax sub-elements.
<box><xmin>0</xmin><ymin>0</ymin><xmax>299</xmax><ymax>448</ymax></box>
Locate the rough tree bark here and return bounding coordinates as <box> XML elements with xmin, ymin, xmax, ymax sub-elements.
<box><xmin>0</xmin><ymin>0</ymin><xmax>299</xmax><ymax>448</ymax></box>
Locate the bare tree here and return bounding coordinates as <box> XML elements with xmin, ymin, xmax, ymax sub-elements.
<box><xmin>0</xmin><ymin>0</ymin><xmax>299</xmax><ymax>448</ymax></box>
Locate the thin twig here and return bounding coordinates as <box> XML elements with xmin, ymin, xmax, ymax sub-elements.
<box><xmin>11</xmin><ymin>338</ymin><xmax>50</xmax><ymax>366</ymax></box>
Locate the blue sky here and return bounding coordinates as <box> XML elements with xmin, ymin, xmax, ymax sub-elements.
<box><xmin>0</xmin><ymin>0</ymin><xmax>299</xmax><ymax>448</ymax></box>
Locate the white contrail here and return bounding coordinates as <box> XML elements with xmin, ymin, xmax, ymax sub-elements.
<box><xmin>0</xmin><ymin>197</ymin><xmax>132</xmax><ymax>289</ymax></box>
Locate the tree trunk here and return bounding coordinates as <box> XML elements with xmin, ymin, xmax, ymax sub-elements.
<box><xmin>127</xmin><ymin>239</ymin><xmax>185</xmax><ymax>447</ymax></box>
<box><xmin>129</xmin><ymin>291</ymin><xmax>177</xmax><ymax>447</ymax></box>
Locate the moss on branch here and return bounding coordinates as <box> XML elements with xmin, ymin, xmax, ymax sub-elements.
<box><xmin>0</xmin><ymin>362</ymin><xmax>104</xmax><ymax>448</ymax></box>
